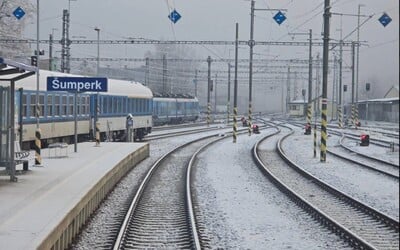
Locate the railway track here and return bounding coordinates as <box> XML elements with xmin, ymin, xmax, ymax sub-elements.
<box><xmin>113</xmin><ymin>123</ymin><xmax>262</xmax><ymax>249</ymax></box>
<box><xmin>253</xmin><ymin>125</ymin><xmax>399</xmax><ymax>249</ymax></box>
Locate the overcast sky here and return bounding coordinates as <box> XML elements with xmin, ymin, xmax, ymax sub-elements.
<box><xmin>24</xmin><ymin>0</ymin><xmax>399</xmax><ymax>97</ymax></box>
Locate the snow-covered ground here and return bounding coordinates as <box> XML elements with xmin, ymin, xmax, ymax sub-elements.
<box><xmin>73</xmin><ymin>120</ymin><xmax>399</xmax><ymax>249</ymax></box>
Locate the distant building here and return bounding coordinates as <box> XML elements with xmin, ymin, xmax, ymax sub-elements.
<box><xmin>384</xmin><ymin>85</ymin><xmax>399</xmax><ymax>98</ymax></box>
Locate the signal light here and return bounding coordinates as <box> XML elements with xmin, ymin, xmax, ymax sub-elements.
<box><xmin>31</xmin><ymin>56</ymin><xmax>37</xmax><ymax>66</ymax></box>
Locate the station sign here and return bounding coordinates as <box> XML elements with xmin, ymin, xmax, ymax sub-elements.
<box><xmin>47</xmin><ymin>76</ymin><xmax>108</xmax><ymax>92</ymax></box>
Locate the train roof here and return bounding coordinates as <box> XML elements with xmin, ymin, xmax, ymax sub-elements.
<box><xmin>1</xmin><ymin>69</ymin><xmax>153</xmax><ymax>99</ymax></box>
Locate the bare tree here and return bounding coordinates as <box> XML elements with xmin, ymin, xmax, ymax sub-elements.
<box><xmin>0</xmin><ymin>0</ymin><xmax>34</xmax><ymax>60</ymax></box>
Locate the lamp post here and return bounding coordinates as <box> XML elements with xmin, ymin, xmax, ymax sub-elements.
<box><xmin>94</xmin><ymin>27</ymin><xmax>100</xmax><ymax>76</ymax></box>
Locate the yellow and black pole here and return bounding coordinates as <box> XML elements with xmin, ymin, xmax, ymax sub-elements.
<box><xmin>34</xmin><ymin>104</ymin><xmax>42</xmax><ymax>165</ymax></box>
<box><xmin>34</xmin><ymin>127</ymin><xmax>41</xmax><ymax>165</ymax></box>
<box><xmin>307</xmin><ymin>29</ymin><xmax>313</xmax><ymax>131</ymax></box>
<box><xmin>207</xmin><ymin>56</ymin><xmax>212</xmax><ymax>127</ymax></box>
<box><xmin>233</xmin><ymin>23</ymin><xmax>239</xmax><ymax>143</ymax></box>
<box><xmin>338</xmin><ymin>106</ymin><xmax>343</xmax><ymax>128</ymax></box>
<box><xmin>320</xmin><ymin>0</ymin><xmax>330</xmax><ymax>162</ymax></box>
<box><xmin>95</xmin><ymin>122</ymin><xmax>100</xmax><ymax>146</ymax></box>
<box><xmin>95</xmin><ymin>100</ymin><xmax>100</xmax><ymax>146</ymax></box>
<box><xmin>320</xmin><ymin>99</ymin><xmax>328</xmax><ymax>161</ymax></box>
<box><xmin>313</xmin><ymin>123</ymin><xmax>317</xmax><ymax>158</ymax></box>
<box><xmin>351</xmin><ymin>42</ymin><xmax>356</xmax><ymax>128</ymax></box>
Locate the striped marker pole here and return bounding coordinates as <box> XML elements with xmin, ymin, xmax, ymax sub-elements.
<box><xmin>307</xmin><ymin>103</ymin><xmax>312</xmax><ymax>127</ymax></box>
<box><xmin>351</xmin><ymin>104</ymin><xmax>356</xmax><ymax>126</ymax></box>
<box><xmin>34</xmin><ymin>128</ymin><xmax>42</xmax><ymax>165</ymax></box>
<box><xmin>233</xmin><ymin>107</ymin><xmax>237</xmax><ymax>143</ymax></box>
<box><xmin>95</xmin><ymin>122</ymin><xmax>100</xmax><ymax>146</ymax></box>
<box><xmin>313</xmin><ymin>123</ymin><xmax>317</xmax><ymax>158</ymax></box>
<box><xmin>227</xmin><ymin>102</ymin><xmax>230</xmax><ymax>123</ymax></box>
<box><xmin>248</xmin><ymin>102</ymin><xmax>252</xmax><ymax>136</ymax></box>
<box><xmin>355</xmin><ymin>106</ymin><xmax>359</xmax><ymax>129</ymax></box>
<box><xmin>207</xmin><ymin>102</ymin><xmax>211</xmax><ymax>127</ymax></box>
<box><xmin>320</xmin><ymin>98</ymin><xmax>327</xmax><ymax>162</ymax></box>
<box><xmin>338</xmin><ymin>106</ymin><xmax>343</xmax><ymax>128</ymax></box>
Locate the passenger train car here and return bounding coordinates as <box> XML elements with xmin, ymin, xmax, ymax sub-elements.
<box><xmin>6</xmin><ymin>69</ymin><xmax>200</xmax><ymax>150</ymax></box>
<box><xmin>13</xmin><ymin>70</ymin><xmax>153</xmax><ymax>149</ymax></box>
<box><xmin>152</xmin><ymin>93</ymin><xmax>200</xmax><ymax>126</ymax></box>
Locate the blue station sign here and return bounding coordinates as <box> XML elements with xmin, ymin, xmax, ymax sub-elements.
<box><xmin>47</xmin><ymin>77</ymin><xmax>108</xmax><ymax>92</ymax></box>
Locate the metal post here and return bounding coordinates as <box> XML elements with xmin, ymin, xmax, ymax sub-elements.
<box><xmin>351</xmin><ymin>42</ymin><xmax>356</xmax><ymax>126</ymax></box>
<box><xmin>227</xmin><ymin>63</ymin><xmax>231</xmax><ymax>123</ymax></box>
<box><xmin>145</xmin><ymin>57</ymin><xmax>149</xmax><ymax>86</ymax></box>
<box><xmin>95</xmin><ymin>27</ymin><xmax>100</xmax><ymax>76</ymax></box>
<box><xmin>194</xmin><ymin>69</ymin><xmax>198</xmax><ymax>97</ymax></box>
<box><xmin>233</xmin><ymin>23</ymin><xmax>239</xmax><ymax>143</ymax></box>
<box><xmin>207</xmin><ymin>56</ymin><xmax>212</xmax><ymax>127</ymax></box>
<box><xmin>49</xmin><ymin>33</ymin><xmax>53</xmax><ymax>71</ymax></box>
<box><xmin>162</xmin><ymin>54</ymin><xmax>167</xmax><ymax>94</ymax></box>
<box><xmin>338</xmin><ymin>39</ymin><xmax>343</xmax><ymax>128</ymax></box>
<box><xmin>214</xmin><ymin>73</ymin><xmax>217</xmax><ymax>118</ymax></box>
<box><xmin>35</xmin><ymin>0</ymin><xmax>42</xmax><ymax>166</ymax></box>
<box><xmin>331</xmin><ymin>55</ymin><xmax>337</xmax><ymax>121</ymax></box>
<box><xmin>74</xmin><ymin>91</ymin><xmax>78</xmax><ymax>152</ymax></box>
<box><xmin>307</xmin><ymin>29</ymin><xmax>313</xmax><ymax>127</ymax></box>
<box><xmin>10</xmin><ymin>80</ymin><xmax>16</xmax><ymax>181</ymax></box>
<box><xmin>286</xmin><ymin>66</ymin><xmax>291</xmax><ymax>114</ymax></box>
<box><xmin>356</xmin><ymin>4</ymin><xmax>363</xmax><ymax>106</ymax></box>
<box><xmin>320</xmin><ymin>0</ymin><xmax>330</xmax><ymax>162</ymax></box>
<box><xmin>248</xmin><ymin>0</ymin><xmax>255</xmax><ymax>136</ymax></box>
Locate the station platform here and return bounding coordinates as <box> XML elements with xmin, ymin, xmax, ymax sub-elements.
<box><xmin>0</xmin><ymin>141</ymin><xmax>149</xmax><ymax>250</ymax></box>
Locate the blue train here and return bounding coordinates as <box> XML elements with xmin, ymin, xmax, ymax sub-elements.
<box><xmin>12</xmin><ymin>70</ymin><xmax>199</xmax><ymax>149</ymax></box>
<box><xmin>152</xmin><ymin>93</ymin><xmax>200</xmax><ymax>125</ymax></box>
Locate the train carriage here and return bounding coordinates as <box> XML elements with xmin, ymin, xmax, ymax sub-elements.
<box><xmin>152</xmin><ymin>94</ymin><xmax>200</xmax><ymax>126</ymax></box>
<box><xmin>13</xmin><ymin>70</ymin><xmax>153</xmax><ymax>149</ymax></box>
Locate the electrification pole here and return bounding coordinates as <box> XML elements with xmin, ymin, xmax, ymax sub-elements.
<box><xmin>248</xmin><ymin>0</ymin><xmax>287</xmax><ymax>135</ymax></box>
<box><xmin>320</xmin><ymin>0</ymin><xmax>331</xmax><ymax>162</ymax></box>
<box><xmin>227</xmin><ymin>63</ymin><xmax>231</xmax><ymax>122</ymax></box>
<box><xmin>207</xmin><ymin>56</ymin><xmax>212</xmax><ymax>127</ymax></box>
<box><xmin>233</xmin><ymin>23</ymin><xmax>239</xmax><ymax>143</ymax></box>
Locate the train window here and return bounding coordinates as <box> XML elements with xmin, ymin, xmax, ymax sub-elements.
<box><xmin>54</xmin><ymin>95</ymin><xmax>60</xmax><ymax>116</ymax></box>
<box><xmin>30</xmin><ymin>94</ymin><xmax>36</xmax><ymax>118</ymax></box>
<box><xmin>117</xmin><ymin>97</ymin><xmax>122</xmax><ymax>114</ymax></box>
<box><xmin>80</xmin><ymin>96</ymin><xmax>84</xmax><ymax>115</ymax></box>
<box><xmin>82</xmin><ymin>96</ymin><xmax>88</xmax><ymax>115</ymax></box>
<box><xmin>111</xmin><ymin>97</ymin><xmax>116</xmax><ymax>114</ymax></box>
<box><xmin>61</xmin><ymin>95</ymin><xmax>67</xmax><ymax>116</ymax></box>
<box><xmin>22</xmin><ymin>94</ymin><xmax>27</xmax><ymax>118</ymax></box>
<box><xmin>127</xmin><ymin>99</ymin><xmax>132</xmax><ymax>114</ymax></box>
<box><xmin>102</xmin><ymin>96</ymin><xmax>107</xmax><ymax>114</ymax></box>
<box><xmin>106</xmin><ymin>96</ymin><xmax>111</xmax><ymax>114</ymax></box>
<box><xmin>39</xmin><ymin>94</ymin><xmax>44</xmax><ymax>117</ymax></box>
<box><xmin>122</xmin><ymin>97</ymin><xmax>126</xmax><ymax>114</ymax></box>
<box><xmin>69</xmin><ymin>95</ymin><xmax>74</xmax><ymax>116</ymax></box>
<box><xmin>47</xmin><ymin>95</ymin><xmax>53</xmax><ymax>117</ymax></box>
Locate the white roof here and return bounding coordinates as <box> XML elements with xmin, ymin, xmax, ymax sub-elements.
<box><xmin>1</xmin><ymin>69</ymin><xmax>153</xmax><ymax>99</ymax></box>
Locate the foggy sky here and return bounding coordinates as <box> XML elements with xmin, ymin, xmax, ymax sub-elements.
<box><xmin>24</xmin><ymin>0</ymin><xmax>399</xmax><ymax>98</ymax></box>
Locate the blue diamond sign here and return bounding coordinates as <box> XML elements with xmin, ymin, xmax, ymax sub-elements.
<box><xmin>378</xmin><ymin>13</ymin><xmax>392</xmax><ymax>27</ymax></box>
<box><xmin>13</xmin><ymin>6</ymin><xmax>26</xmax><ymax>20</ymax></box>
<box><xmin>273</xmin><ymin>11</ymin><xmax>286</xmax><ymax>25</ymax></box>
<box><xmin>168</xmin><ymin>9</ymin><xmax>181</xmax><ymax>24</ymax></box>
